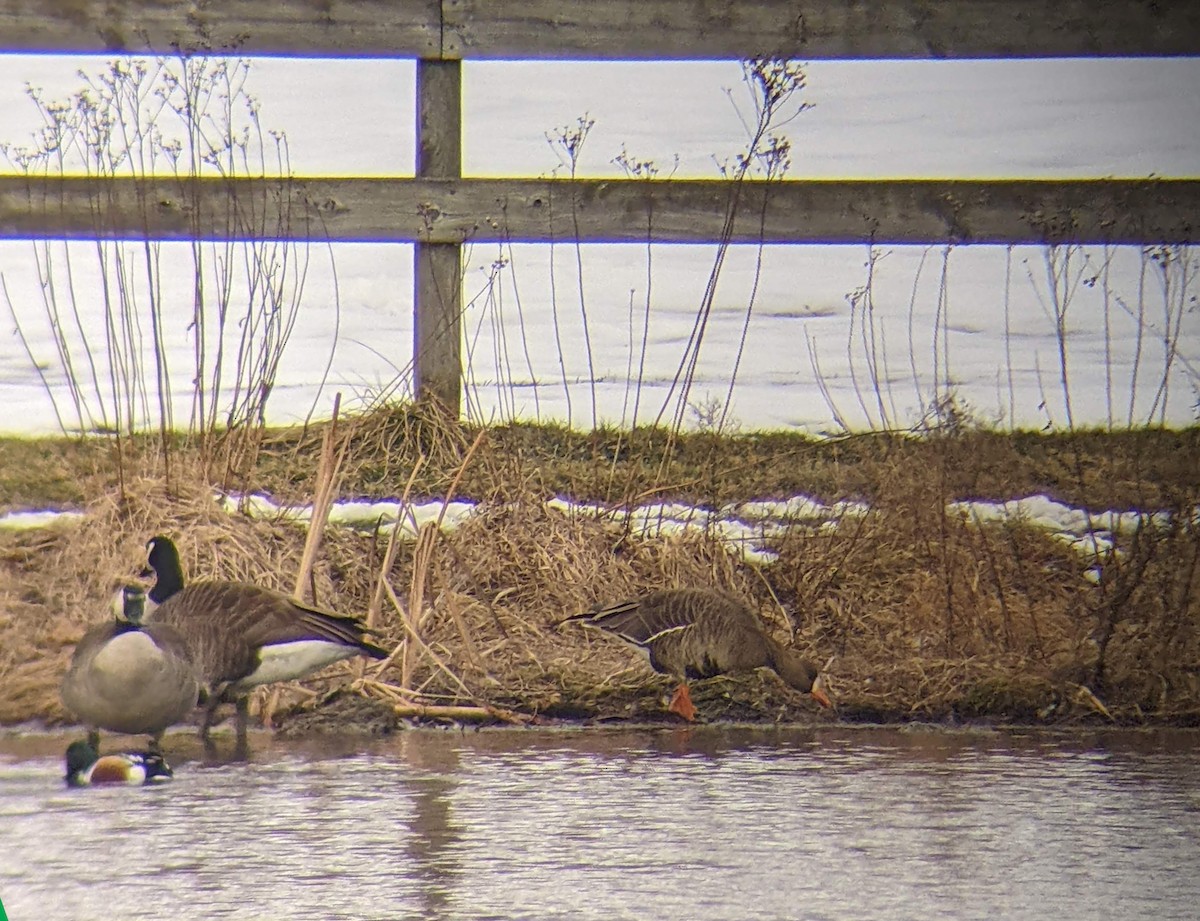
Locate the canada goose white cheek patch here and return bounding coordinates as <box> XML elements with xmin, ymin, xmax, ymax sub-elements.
<box><xmin>243</xmin><ymin>640</ymin><xmax>357</xmax><ymax>686</ymax></box>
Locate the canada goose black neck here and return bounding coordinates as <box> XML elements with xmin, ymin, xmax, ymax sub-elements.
<box><xmin>108</xmin><ymin>620</ymin><xmax>146</xmax><ymax>641</ymax></box>
<box><xmin>114</xmin><ymin>583</ymin><xmax>148</xmax><ymax>626</ymax></box>
<box><xmin>145</xmin><ymin>535</ymin><xmax>185</xmax><ymax>604</ymax></box>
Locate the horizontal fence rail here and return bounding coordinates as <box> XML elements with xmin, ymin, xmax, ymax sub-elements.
<box><xmin>2</xmin><ymin>0</ymin><xmax>1196</xmax><ymax>413</ymax></box>
<box><xmin>1</xmin><ymin>0</ymin><xmax>1198</xmax><ymax>59</ymax></box>
<box><xmin>1</xmin><ymin>176</ymin><xmax>1197</xmax><ymax>246</ymax></box>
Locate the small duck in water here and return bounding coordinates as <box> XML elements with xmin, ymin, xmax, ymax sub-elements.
<box><xmin>64</xmin><ymin>739</ymin><xmax>174</xmax><ymax>787</ymax></box>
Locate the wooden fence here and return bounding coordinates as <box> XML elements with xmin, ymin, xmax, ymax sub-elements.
<box><xmin>1</xmin><ymin>0</ymin><xmax>1197</xmax><ymax>413</ymax></box>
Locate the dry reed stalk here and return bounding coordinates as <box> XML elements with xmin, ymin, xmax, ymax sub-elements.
<box><xmin>293</xmin><ymin>393</ymin><xmax>345</xmax><ymax>601</ymax></box>
<box><xmin>371</xmin><ymin>583</ymin><xmax>413</xmax><ymax>678</ymax></box>
<box><xmin>375</xmin><ymin>572</ymin><xmax>476</xmax><ymax>702</ymax></box>
<box><xmin>1072</xmin><ymin>684</ymin><xmax>1114</xmax><ymax>720</ymax></box>
<box><xmin>380</xmin><ymin>427</ymin><xmax>488</xmax><ymax>700</ymax></box>
<box><xmin>261</xmin><ymin>686</ymin><xmax>282</xmax><ymax>728</ymax></box>
<box><xmin>444</xmin><ymin>594</ymin><xmax>484</xmax><ymax>669</ymax></box>
<box><xmin>255</xmin><ymin>394</ymin><xmax>347</xmax><ymax>730</ymax></box>
<box><xmin>366</xmin><ymin>454</ymin><xmax>426</xmax><ymax>629</ymax></box>
<box><xmin>355</xmin><ymin>678</ymin><xmax>414</xmax><ymax>701</ymax></box>
<box><xmin>435</xmin><ymin>428</ymin><xmax>487</xmax><ymax>528</ymax></box>
<box><xmin>403</xmin><ymin>522</ymin><xmax>438</xmax><ymax>688</ymax></box>
<box><xmin>390</xmin><ymin>702</ymin><xmax>532</xmax><ymax>724</ymax></box>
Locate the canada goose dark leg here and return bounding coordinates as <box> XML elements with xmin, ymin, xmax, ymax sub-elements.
<box><xmin>235</xmin><ymin>696</ymin><xmax>249</xmax><ymax>748</ymax></box>
<box><xmin>667</xmin><ymin>683</ymin><xmax>697</xmax><ymax>722</ymax></box>
<box><xmin>199</xmin><ymin>694</ymin><xmax>222</xmax><ymax>744</ymax></box>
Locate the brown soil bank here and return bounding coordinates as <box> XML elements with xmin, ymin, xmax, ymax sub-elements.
<box><xmin>1</xmin><ymin>408</ymin><xmax>1198</xmax><ymax>730</ymax></box>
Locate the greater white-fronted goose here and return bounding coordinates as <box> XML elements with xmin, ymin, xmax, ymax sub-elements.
<box><xmin>64</xmin><ymin>738</ymin><xmax>174</xmax><ymax>787</ymax></box>
<box><xmin>563</xmin><ymin>587</ymin><xmax>832</xmax><ymax>720</ymax></box>
<box><xmin>141</xmin><ymin>535</ymin><xmax>389</xmax><ymax>745</ymax></box>
<box><xmin>60</xmin><ymin>585</ymin><xmax>201</xmax><ymax>752</ymax></box>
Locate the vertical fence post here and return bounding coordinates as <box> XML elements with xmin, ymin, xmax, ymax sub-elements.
<box><xmin>414</xmin><ymin>58</ymin><xmax>463</xmax><ymax>415</ymax></box>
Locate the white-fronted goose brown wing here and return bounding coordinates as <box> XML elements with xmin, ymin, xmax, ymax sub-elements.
<box><xmin>563</xmin><ymin>587</ymin><xmax>832</xmax><ymax>720</ymax></box>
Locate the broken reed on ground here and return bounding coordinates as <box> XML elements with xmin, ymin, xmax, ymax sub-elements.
<box><xmin>1</xmin><ymin>406</ymin><xmax>1198</xmax><ymax>730</ymax></box>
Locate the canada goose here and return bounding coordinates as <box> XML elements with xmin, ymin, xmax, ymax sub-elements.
<box><xmin>562</xmin><ymin>587</ymin><xmax>833</xmax><ymax>721</ymax></box>
<box><xmin>141</xmin><ymin>535</ymin><xmax>389</xmax><ymax>744</ymax></box>
<box><xmin>60</xmin><ymin>584</ymin><xmax>201</xmax><ymax>752</ymax></box>
<box><xmin>64</xmin><ymin>739</ymin><xmax>173</xmax><ymax>787</ymax></box>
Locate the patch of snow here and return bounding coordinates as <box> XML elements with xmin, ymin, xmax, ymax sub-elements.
<box><xmin>4</xmin><ymin>489</ymin><xmax>1191</xmax><ymax>576</ymax></box>
<box><xmin>0</xmin><ymin>509</ymin><xmax>85</xmax><ymax>530</ymax></box>
<box><xmin>215</xmin><ymin>493</ymin><xmax>477</xmax><ymax>537</ymax></box>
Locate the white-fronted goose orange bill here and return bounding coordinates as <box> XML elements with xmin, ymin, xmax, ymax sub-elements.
<box><xmin>563</xmin><ymin>587</ymin><xmax>832</xmax><ymax>720</ymax></box>
<box><xmin>141</xmin><ymin>536</ymin><xmax>389</xmax><ymax>745</ymax></box>
<box><xmin>61</xmin><ymin>585</ymin><xmax>201</xmax><ymax>752</ymax></box>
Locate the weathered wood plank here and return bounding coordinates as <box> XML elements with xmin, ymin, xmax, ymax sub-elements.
<box><xmin>0</xmin><ymin>0</ymin><xmax>1197</xmax><ymax>58</ymax></box>
<box><xmin>0</xmin><ymin>0</ymin><xmax>442</xmax><ymax>56</ymax></box>
<box><xmin>414</xmin><ymin>59</ymin><xmax>463</xmax><ymax>412</ymax></box>
<box><xmin>444</xmin><ymin>0</ymin><xmax>1200</xmax><ymax>60</ymax></box>
<box><xmin>1</xmin><ymin>176</ymin><xmax>1196</xmax><ymax>245</ymax></box>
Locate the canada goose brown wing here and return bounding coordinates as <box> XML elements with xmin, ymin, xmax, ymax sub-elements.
<box><xmin>149</xmin><ymin>581</ymin><xmax>386</xmax><ymax>686</ymax></box>
<box><xmin>278</xmin><ymin>599</ymin><xmax>390</xmax><ymax>657</ymax></box>
<box><xmin>147</xmin><ymin>585</ymin><xmax>254</xmax><ymax>686</ymax></box>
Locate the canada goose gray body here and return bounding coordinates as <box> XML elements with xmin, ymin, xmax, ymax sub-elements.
<box><xmin>60</xmin><ymin>585</ymin><xmax>201</xmax><ymax>748</ymax></box>
<box><xmin>563</xmin><ymin>587</ymin><xmax>831</xmax><ymax>719</ymax></box>
<box><xmin>142</xmin><ymin>536</ymin><xmax>389</xmax><ymax>742</ymax></box>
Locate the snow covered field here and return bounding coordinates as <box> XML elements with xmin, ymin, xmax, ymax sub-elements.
<box><xmin>0</xmin><ymin>56</ymin><xmax>1196</xmax><ymax>435</ymax></box>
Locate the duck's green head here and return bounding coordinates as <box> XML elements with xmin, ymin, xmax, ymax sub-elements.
<box><xmin>64</xmin><ymin>739</ymin><xmax>99</xmax><ymax>785</ymax></box>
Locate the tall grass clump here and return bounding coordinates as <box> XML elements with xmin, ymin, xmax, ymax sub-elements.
<box><xmin>794</xmin><ymin>232</ymin><xmax>1197</xmax><ymax>722</ymax></box>
<box><xmin>1</xmin><ymin>56</ymin><xmax>335</xmax><ymax>486</ymax></box>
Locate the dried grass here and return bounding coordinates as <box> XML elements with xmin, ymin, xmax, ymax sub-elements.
<box><xmin>2</xmin><ymin>412</ymin><xmax>1197</xmax><ymax>730</ymax></box>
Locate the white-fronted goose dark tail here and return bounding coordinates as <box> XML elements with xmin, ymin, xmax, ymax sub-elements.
<box><xmin>142</xmin><ymin>535</ymin><xmax>389</xmax><ymax>745</ymax></box>
<box><xmin>563</xmin><ymin>587</ymin><xmax>832</xmax><ymax>720</ymax></box>
<box><xmin>60</xmin><ymin>585</ymin><xmax>201</xmax><ymax>752</ymax></box>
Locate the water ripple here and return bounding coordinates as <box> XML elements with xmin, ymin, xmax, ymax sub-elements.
<box><xmin>1</xmin><ymin>727</ymin><xmax>1198</xmax><ymax>920</ymax></box>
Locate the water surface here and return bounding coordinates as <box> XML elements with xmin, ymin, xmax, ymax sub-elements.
<box><xmin>2</xmin><ymin>726</ymin><xmax>1197</xmax><ymax>920</ymax></box>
